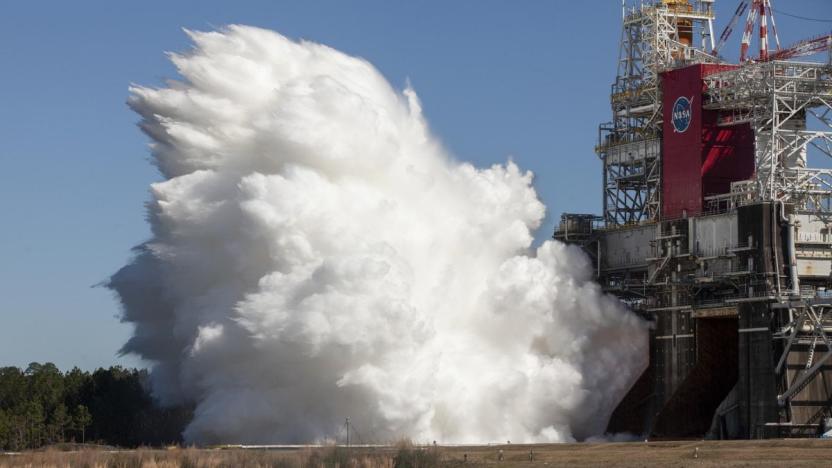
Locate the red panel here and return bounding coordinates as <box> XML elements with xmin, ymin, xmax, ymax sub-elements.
<box><xmin>701</xmin><ymin>120</ymin><xmax>754</xmax><ymax>197</ymax></box>
<box><xmin>700</xmin><ymin>63</ymin><xmax>754</xmax><ymax>197</ymax></box>
<box><xmin>661</xmin><ymin>64</ymin><xmax>753</xmax><ymax>219</ymax></box>
<box><xmin>662</xmin><ymin>65</ymin><xmax>705</xmax><ymax>219</ymax></box>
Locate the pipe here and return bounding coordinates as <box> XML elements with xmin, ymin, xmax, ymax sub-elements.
<box><xmin>787</xmin><ymin>213</ymin><xmax>800</xmax><ymax>297</ymax></box>
<box><xmin>615</xmin><ymin>104</ymin><xmax>656</xmax><ymax>117</ymax></box>
<box><xmin>777</xmin><ymin>199</ymin><xmax>788</xmax><ymax>222</ymax></box>
<box><xmin>771</xmin><ymin>203</ymin><xmax>783</xmax><ymax>298</ymax></box>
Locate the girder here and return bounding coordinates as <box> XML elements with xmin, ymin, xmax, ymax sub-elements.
<box><xmin>702</xmin><ymin>61</ymin><xmax>832</xmax><ymax>215</ymax></box>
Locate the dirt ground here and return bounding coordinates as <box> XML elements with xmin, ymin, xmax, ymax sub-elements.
<box><xmin>3</xmin><ymin>439</ymin><xmax>832</xmax><ymax>467</ymax></box>
<box><xmin>437</xmin><ymin>439</ymin><xmax>832</xmax><ymax>467</ymax></box>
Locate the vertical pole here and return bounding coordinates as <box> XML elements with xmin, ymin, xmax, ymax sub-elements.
<box><xmin>741</xmin><ymin>0</ymin><xmax>760</xmax><ymax>62</ymax></box>
<box><xmin>759</xmin><ymin>0</ymin><xmax>768</xmax><ymax>60</ymax></box>
<box><xmin>707</xmin><ymin>18</ymin><xmax>715</xmax><ymax>52</ymax></box>
<box><xmin>771</xmin><ymin>203</ymin><xmax>782</xmax><ymax>298</ymax></box>
<box><xmin>346</xmin><ymin>417</ymin><xmax>350</xmax><ymax>447</ymax></box>
<box><xmin>707</xmin><ymin>0</ymin><xmax>715</xmax><ymax>51</ymax></box>
<box><xmin>601</xmin><ymin>126</ymin><xmax>609</xmax><ymax>227</ymax></box>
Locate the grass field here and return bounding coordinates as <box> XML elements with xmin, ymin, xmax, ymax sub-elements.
<box><xmin>3</xmin><ymin>439</ymin><xmax>832</xmax><ymax>467</ymax></box>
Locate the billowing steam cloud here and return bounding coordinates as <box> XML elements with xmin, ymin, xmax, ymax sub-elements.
<box><xmin>111</xmin><ymin>25</ymin><xmax>647</xmax><ymax>444</ymax></box>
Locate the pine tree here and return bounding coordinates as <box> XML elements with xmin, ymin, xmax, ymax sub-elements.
<box><xmin>50</xmin><ymin>404</ymin><xmax>70</xmax><ymax>443</ymax></box>
<box><xmin>0</xmin><ymin>408</ymin><xmax>9</xmax><ymax>450</ymax></box>
<box><xmin>73</xmin><ymin>404</ymin><xmax>92</xmax><ymax>444</ymax></box>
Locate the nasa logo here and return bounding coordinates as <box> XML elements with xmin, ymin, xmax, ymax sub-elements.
<box><xmin>672</xmin><ymin>96</ymin><xmax>693</xmax><ymax>133</ymax></box>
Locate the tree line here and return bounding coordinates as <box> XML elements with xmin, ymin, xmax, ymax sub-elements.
<box><xmin>0</xmin><ymin>363</ymin><xmax>192</xmax><ymax>450</ymax></box>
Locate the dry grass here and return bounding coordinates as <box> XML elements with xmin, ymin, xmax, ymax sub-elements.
<box><xmin>437</xmin><ymin>439</ymin><xmax>832</xmax><ymax>467</ymax></box>
<box><xmin>0</xmin><ymin>445</ymin><xmax>399</xmax><ymax>468</ymax></box>
<box><xmin>3</xmin><ymin>439</ymin><xmax>832</xmax><ymax>467</ymax></box>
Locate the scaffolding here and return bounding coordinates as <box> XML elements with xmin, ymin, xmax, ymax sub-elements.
<box><xmin>599</xmin><ymin>0</ymin><xmax>717</xmax><ymax>226</ymax></box>
<box><xmin>772</xmin><ymin>299</ymin><xmax>832</xmax><ymax>425</ymax></box>
<box><xmin>703</xmin><ymin>61</ymin><xmax>832</xmax><ymax>216</ymax></box>
<box><xmin>553</xmin><ymin>0</ymin><xmax>832</xmax><ymax>440</ymax></box>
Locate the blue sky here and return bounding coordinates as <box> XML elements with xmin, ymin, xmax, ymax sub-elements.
<box><xmin>1</xmin><ymin>0</ymin><xmax>830</xmax><ymax>371</ymax></box>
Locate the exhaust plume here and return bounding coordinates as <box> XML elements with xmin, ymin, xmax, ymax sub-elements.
<box><xmin>111</xmin><ymin>25</ymin><xmax>647</xmax><ymax>444</ymax></box>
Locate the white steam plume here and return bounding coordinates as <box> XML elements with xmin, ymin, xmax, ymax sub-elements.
<box><xmin>110</xmin><ymin>25</ymin><xmax>647</xmax><ymax>444</ymax></box>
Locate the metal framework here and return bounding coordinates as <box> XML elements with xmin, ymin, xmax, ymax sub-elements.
<box><xmin>701</xmin><ymin>61</ymin><xmax>832</xmax><ymax>417</ymax></box>
<box><xmin>558</xmin><ymin>0</ymin><xmax>832</xmax><ymax>438</ymax></box>
<box><xmin>703</xmin><ymin>61</ymin><xmax>832</xmax><ymax>216</ymax></box>
<box><xmin>600</xmin><ymin>0</ymin><xmax>716</xmax><ymax>226</ymax></box>
<box><xmin>774</xmin><ymin>300</ymin><xmax>832</xmax><ymax>422</ymax></box>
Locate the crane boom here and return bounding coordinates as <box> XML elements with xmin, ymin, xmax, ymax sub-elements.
<box><xmin>767</xmin><ymin>33</ymin><xmax>832</xmax><ymax>61</ymax></box>
<box><xmin>715</xmin><ymin>0</ymin><xmax>749</xmax><ymax>56</ymax></box>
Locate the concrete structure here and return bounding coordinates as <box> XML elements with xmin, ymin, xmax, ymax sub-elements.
<box><xmin>555</xmin><ymin>0</ymin><xmax>832</xmax><ymax>438</ymax></box>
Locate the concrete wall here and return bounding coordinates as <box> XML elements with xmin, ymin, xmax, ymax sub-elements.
<box><xmin>796</xmin><ymin>213</ymin><xmax>832</xmax><ymax>278</ymax></box>
<box><xmin>602</xmin><ymin>223</ymin><xmax>656</xmax><ymax>269</ymax></box>
<box><xmin>690</xmin><ymin>212</ymin><xmax>739</xmax><ymax>257</ymax></box>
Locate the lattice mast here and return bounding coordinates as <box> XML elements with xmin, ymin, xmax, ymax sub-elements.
<box><xmin>738</xmin><ymin>0</ymin><xmax>781</xmax><ymax>62</ymax></box>
<box><xmin>599</xmin><ymin>0</ymin><xmax>716</xmax><ymax>226</ymax></box>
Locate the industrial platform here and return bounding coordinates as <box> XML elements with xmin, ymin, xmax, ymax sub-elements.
<box><xmin>555</xmin><ymin>0</ymin><xmax>832</xmax><ymax>439</ymax></box>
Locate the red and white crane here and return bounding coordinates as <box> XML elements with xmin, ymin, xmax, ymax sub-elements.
<box><xmin>738</xmin><ymin>0</ymin><xmax>780</xmax><ymax>61</ymax></box>
<box><xmin>715</xmin><ymin>0</ymin><xmax>831</xmax><ymax>63</ymax></box>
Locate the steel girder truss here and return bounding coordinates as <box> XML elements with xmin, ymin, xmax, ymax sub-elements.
<box><xmin>774</xmin><ymin>302</ymin><xmax>832</xmax><ymax>422</ymax></box>
<box><xmin>703</xmin><ymin>61</ymin><xmax>832</xmax><ymax>216</ymax></box>
<box><xmin>601</xmin><ymin>2</ymin><xmax>716</xmax><ymax>226</ymax></box>
<box><xmin>599</xmin><ymin>135</ymin><xmax>662</xmax><ymax>225</ymax></box>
